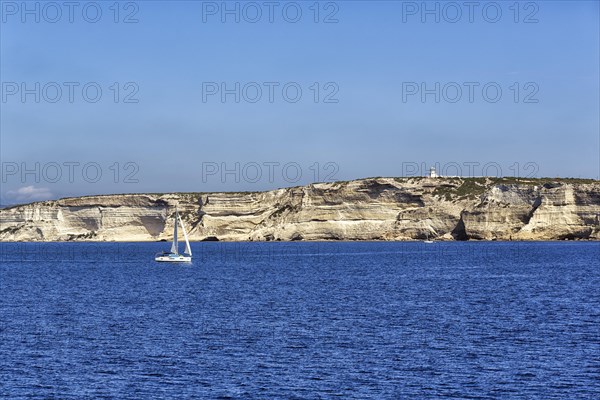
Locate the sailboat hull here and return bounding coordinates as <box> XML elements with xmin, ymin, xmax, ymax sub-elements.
<box><xmin>154</xmin><ymin>253</ymin><xmax>192</xmax><ymax>263</ymax></box>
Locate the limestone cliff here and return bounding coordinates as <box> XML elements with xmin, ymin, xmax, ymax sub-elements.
<box><xmin>1</xmin><ymin>177</ymin><xmax>599</xmax><ymax>241</ymax></box>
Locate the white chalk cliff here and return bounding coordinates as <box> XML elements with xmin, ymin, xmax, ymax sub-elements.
<box><xmin>1</xmin><ymin>178</ymin><xmax>599</xmax><ymax>241</ymax></box>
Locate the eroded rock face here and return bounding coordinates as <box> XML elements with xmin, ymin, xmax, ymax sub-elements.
<box><xmin>1</xmin><ymin>178</ymin><xmax>599</xmax><ymax>241</ymax></box>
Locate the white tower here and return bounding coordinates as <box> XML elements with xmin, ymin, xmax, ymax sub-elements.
<box><xmin>429</xmin><ymin>166</ymin><xmax>438</xmax><ymax>178</ymax></box>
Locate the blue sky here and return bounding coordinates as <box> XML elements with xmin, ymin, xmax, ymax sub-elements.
<box><xmin>1</xmin><ymin>0</ymin><xmax>599</xmax><ymax>203</ymax></box>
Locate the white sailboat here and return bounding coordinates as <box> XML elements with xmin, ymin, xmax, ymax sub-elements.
<box><xmin>155</xmin><ymin>208</ymin><xmax>192</xmax><ymax>262</ymax></box>
<box><xmin>424</xmin><ymin>232</ymin><xmax>434</xmax><ymax>244</ymax></box>
<box><xmin>422</xmin><ymin>220</ymin><xmax>434</xmax><ymax>243</ymax></box>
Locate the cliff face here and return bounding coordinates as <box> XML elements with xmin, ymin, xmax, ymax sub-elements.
<box><xmin>1</xmin><ymin>178</ymin><xmax>599</xmax><ymax>242</ymax></box>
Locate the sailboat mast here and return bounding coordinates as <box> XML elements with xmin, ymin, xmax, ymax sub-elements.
<box><xmin>179</xmin><ymin>212</ymin><xmax>192</xmax><ymax>256</ymax></box>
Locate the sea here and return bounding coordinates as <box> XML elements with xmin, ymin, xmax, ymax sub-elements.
<box><xmin>1</xmin><ymin>242</ymin><xmax>599</xmax><ymax>399</ymax></box>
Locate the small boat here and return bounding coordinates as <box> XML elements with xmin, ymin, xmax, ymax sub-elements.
<box><xmin>423</xmin><ymin>222</ymin><xmax>434</xmax><ymax>243</ymax></box>
<box><xmin>155</xmin><ymin>207</ymin><xmax>192</xmax><ymax>263</ymax></box>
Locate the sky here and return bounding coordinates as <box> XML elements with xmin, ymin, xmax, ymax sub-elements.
<box><xmin>0</xmin><ymin>0</ymin><xmax>599</xmax><ymax>204</ymax></box>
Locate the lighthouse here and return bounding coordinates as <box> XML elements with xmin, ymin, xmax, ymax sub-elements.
<box><xmin>429</xmin><ymin>166</ymin><xmax>439</xmax><ymax>178</ymax></box>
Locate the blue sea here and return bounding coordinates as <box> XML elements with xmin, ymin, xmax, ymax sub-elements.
<box><xmin>1</xmin><ymin>242</ymin><xmax>599</xmax><ymax>399</ymax></box>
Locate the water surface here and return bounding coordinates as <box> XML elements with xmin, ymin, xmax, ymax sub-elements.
<box><xmin>1</xmin><ymin>242</ymin><xmax>599</xmax><ymax>398</ymax></box>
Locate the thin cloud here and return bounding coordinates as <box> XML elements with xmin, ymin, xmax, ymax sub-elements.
<box><xmin>5</xmin><ymin>186</ymin><xmax>54</xmax><ymax>203</ymax></box>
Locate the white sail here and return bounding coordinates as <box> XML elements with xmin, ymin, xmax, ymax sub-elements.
<box><xmin>179</xmin><ymin>213</ymin><xmax>192</xmax><ymax>256</ymax></box>
<box><xmin>170</xmin><ymin>209</ymin><xmax>179</xmax><ymax>254</ymax></box>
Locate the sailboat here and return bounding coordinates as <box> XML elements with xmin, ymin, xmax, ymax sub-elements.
<box><xmin>155</xmin><ymin>208</ymin><xmax>192</xmax><ymax>262</ymax></box>
<box><xmin>422</xmin><ymin>220</ymin><xmax>434</xmax><ymax>243</ymax></box>
<box><xmin>424</xmin><ymin>231</ymin><xmax>434</xmax><ymax>244</ymax></box>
